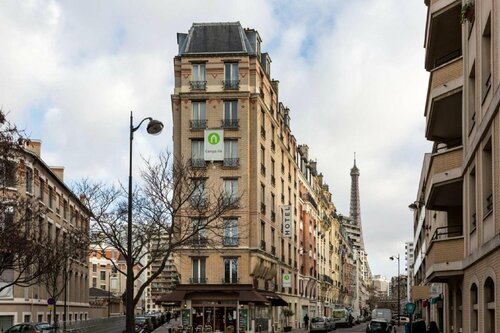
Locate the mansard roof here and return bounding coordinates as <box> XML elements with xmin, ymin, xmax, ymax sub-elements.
<box><xmin>179</xmin><ymin>22</ymin><xmax>256</xmax><ymax>55</ymax></box>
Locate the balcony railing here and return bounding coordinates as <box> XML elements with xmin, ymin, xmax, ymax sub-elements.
<box><xmin>271</xmin><ymin>175</ymin><xmax>276</xmax><ymax>186</ymax></box>
<box><xmin>223</xmin><ymin>236</ymin><xmax>239</xmax><ymax>246</ymax></box>
<box><xmin>261</xmin><ymin>164</ymin><xmax>266</xmax><ymax>176</ymax></box>
<box><xmin>271</xmin><ymin>246</ymin><xmax>276</xmax><ymax>256</ymax></box>
<box><xmin>223</xmin><ymin>158</ymin><xmax>239</xmax><ymax>168</ymax></box>
<box><xmin>322</xmin><ymin>274</ymin><xmax>333</xmax><ymax>285</ymax></box>
<box><xmin>485</xmin><ymin>193</ymin><xmax>493</xmax><ymax>214</ymax></box>
<box><xmin>261</xmin><ymin>203</ymin><xmax>266</xmax><ymax>214</ymax></box>
<box><xmin>222</xmin><ymin>277</ymin><xmax>240</xmax><ymax>284</ymax></box>
<box><xmin>223</xmin><ymin>80</ymin><xmax>240</xmax><ymax>90</ymax></box>
<box><xmin>432</xmin><ymin>225</ymin><xmax>463</xmax><ymax>240</ymax></box>
<box><xmin>190</xmin><ymin>119</ymin><xmax>207</xmax><ymax>130</ymax></box>
<box><xmin>271</xmin><ymin>211</ymin><xmax>276</xmax><ymax>222</ymax></box>
<box><xmin>190</xmin><ymin>81</ymin><xmax>207</xmax><ymax>90</ymax></box>
<box><xmin>261</xmin><ymin>127</ymin><xmax>266</xmax><ymax>138</ymax></box>
<box><xmin>434</xmin><ymin>49</ymin><xmax>462</xmax><ymax>68</ymax></box>
<box><xmin>191</xmin><ymin>197</ymin><xmax>207</xmax><ymax>208</ymax></box>
<box><xmin>191</xmin><ymin>159</ymin><xmax>206</xmax><ymax>168</ymax></box>
<box><xmin>222</xmin><ymin>119</ymin><xmax>239</xmax><ymax>129</ymax></box>
<box><xmin>260</xmin><ymin>240</ymin><xmax>266</xmax><ymax>250</ymax></box>
<box><xmin>189</xmin><ymin>277</ymin><xmax>208</xmax><ymax>284</ymax></box>
<box><xmin>223</xmin><ymin>197</ymin><xmax>239</xmax><ymax>208</ymax></box>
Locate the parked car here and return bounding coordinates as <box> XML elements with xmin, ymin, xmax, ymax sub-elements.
<box><xmin>310</xmin><ymin>316</ymin><xmax>334</xmax><ymax>332</ymax></box>
<box><xmin>4</xmin><ymin>323</ymin><xmax>55</xmax><ymax>333</ymax></box>
<box><xmin>366</xmin><ymin>319</ymin><xmax>392</xmax><ymax>333</ymax></box>
<box><xmin>393</xmin><ymin>316</ymin><xmax>410</xmax><ymax>325</ymax></box>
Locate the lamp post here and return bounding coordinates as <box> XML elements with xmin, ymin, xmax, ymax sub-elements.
<box><xmin>389</xmin><ymin>254</ymin><xmax>400</xmax><ymax>327</ymax></box>
<box><xmin>126</xmin><ymin>111</ymin><xmax>163</xmax><ymax>333</ymax></box>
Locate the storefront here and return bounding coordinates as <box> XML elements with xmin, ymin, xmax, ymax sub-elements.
<box><xmin>158</xmin><ymin>284</ymin><xmax>287</xmax><ymax>333</ymax></box>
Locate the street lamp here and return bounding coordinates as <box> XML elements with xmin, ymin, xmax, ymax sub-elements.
<box><xmin>389</xmin><ymin>254</ymin><xmax>400</xmax><ymax>327</ymax></box>
<box><xmin>126</xmin><ymin>111</ymin><xmax>163</xmax><ymax>333</ymax></box>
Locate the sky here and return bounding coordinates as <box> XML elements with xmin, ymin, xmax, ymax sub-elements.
<box><xmin>1</xmin><ymin>0</ymin><xmax>431</xmax><ymax>279</ymax></box>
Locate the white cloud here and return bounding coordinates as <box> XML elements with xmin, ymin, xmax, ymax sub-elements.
<box><xmin>1</xmin><ymin>0</ymin><xmax>430</xmax><ymax>278</ymax></box>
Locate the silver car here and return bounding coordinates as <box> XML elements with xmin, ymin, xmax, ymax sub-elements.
<box><xmin>310</xmin><ymin>316</ymin><xmax>334</xmax><ymax>332</ymax></box>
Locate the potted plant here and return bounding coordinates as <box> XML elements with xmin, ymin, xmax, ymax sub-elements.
<box><xmin>460</xmin><ymin>1</ymin><xmax>475</xmax><ymax>24</ymax></box>
<box><xmin>282</xmin><ymin>308</ymin><xmax>294</xmax><ymax>332</ymax></box>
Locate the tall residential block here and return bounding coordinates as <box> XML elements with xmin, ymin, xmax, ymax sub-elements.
<box><xmin>411</xmin><ymin>1</ymin><xmax>499</xmax><ymax>332</ymax></box>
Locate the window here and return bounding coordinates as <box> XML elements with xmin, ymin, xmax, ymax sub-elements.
<box><xmin>100</xmin><ymin>271</ymin><xmax>106</xmax><ymax>281</ymax></box>
<box><xmin>223</xmin><ymin>258</ymin><xmax>238</xmax><ymax>283</ymax></box>
<box><xmin>191</xmin><ymin>63</ymin><xmax>206</xmax><ymax>90</ymax></box>
<box><xmin>25</xmin><ymin>167</ymin><xmax>33</xmax><ymax>193</ymax></box>
<box><xmin>224</xmin><ymin>62</ymin><xmax>239</xmax><ymax>89</ymax></box>
<box><xmin>260</xmin><ymin>146</ymin><xmax>266</xmax><ymax>175</ymax></box>
<box><xmin>470</xmin><ymin>283</ymin><xmax>478</xmax><ymax>332</ymax></box>
<box><xmin>92</xmin><ymin>264</ymin><xmax>97</xmax><ymax>272</ymax></box>
<box><xmin>48</xmin><ymin>186</ymin><xmax>53</xmax><ymax>209</ymax></box>
<box><xmin>92</xmin><ymin>278</ymin><xmax>97</xmax><ymax>288</ymax></box>
<box><xmin>0</xmin><ymin>205</ymin><xmax>14</xmax><ymax>231</ymax></box>
<box><xmin>223</xmin><ymin>101</ymin><xmax>238</xmax><ymax>128</ymax></box>
<box><xmin>482</xmin><ymin>138</ymin><xmax>493</xmax><ymax>215</ymax></box>
<box><xmin>192</xmin><ymin>178</ymin><xmax>206</xmax><ymax>207</ymax></box>
<box><xmin>224</xmin><ymin>140</ymin><xmax>238</xmax><ymax>167</ymax></box>
<box><xmin>468</xmin><ymin>62</ymin><xmax>476</xmax><ymax>132</ymax></box>
<box><xmin>469</xmin><ymin>168</ymin><xmax>477</xmax><ymax>231</ymax></box>
<box><xmin>192</xmin><ymin>218</ymin><xmax>207</xmax><ymax>246</ymax></box>
<box><xmin>484</xmin><ymin>278</ymin><xmax>495</xmax><ymax>333</ymax></box>
<box><xmin>191</xmin><ymin>101</ymin><xmax>206</xmax><ymax>129</ymax></box>
<box><xmin>260</xmin><ymin>184</ymin><xmax>266</xmax><ymax>214</ymax></box>
<box><xmin>63</xmin><ymin>200</ymin><xmax>68</xmax><ymax>219</ymax></box>
<box><xmin>0</xmin><ymin>160</ymin><xmax>16</xmax><ymax>188</ymax></box>
<box><xmin>481</xmin><ymin>14</ymin><xmax>491</xmax><ymax>102</ymax></box>
<box><xmin>191</xmin><ymin>258</ymin><xmax>206</xmax><ymax>283</ymax></box>
<box><xmin>223</xmin><ymin>179</ymin><xmax>238</xmax><ymax>207</ymax></box>
<box><xmin>191</xmin><ymin>141</ymin><xmax>205</xmax><ymax>167</ymax></box>
<box><xmin>223</xmin><ymin>218</ymin><xmax>238</xmax><ymax>246</ymax></box>
<box><xmin>260</xmin><ymin>221</ymin><xmax>266</xmax><ymax>250</ymax></box>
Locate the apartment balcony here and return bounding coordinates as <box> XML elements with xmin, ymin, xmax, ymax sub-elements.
<box><xmin>223</xmin><ymin>80</ymin><xmax>240</xmax><ymax>90</ymax></box>
<box><xmin>222</xmin><ymin>277</ymin><xmax>240</xmax><ymax>284</ymax></box>
<box><xmin>189</xmin><ymin>277</ymin><xmax>208</xmax><ymax>284</ymax></box>
<box><xmin>426</xmin><ymin>146</ymin><xmax>463</xmax><ymax>211</ymax></box>
<box><xmin>223</xmin><ymin>158</ymin><xmax>239</xmax><ymax>168</ymax></box>
<box><xmin>221</xmin><ymin>119</ymin><xmax>239</xmax><ymax>129</ymax></box>
<box><xmin>425</xmin><ymin>225</ymin><xmax>464</xmax><ymax>282</ymax></box>
<box><xmin>425</xmin><ymin>1</ymin><xmax>462</xmax><ymax>71</ymax></box>
<box><xmin>191</xmin><ymin>238</ymin><xmax>208</xmax><ymax>247</ymax></box>
<box><xmin>425</xmin><ymin>57</ymin><xmax>463</xmax><ymax>144</ymax></box>
<box><xmin>190</xmin><ymin>81</ymin><xmax>207</xmax><ymax>90</ymax></box>
<box><xmin>190</xmin><ymin>119</ymin><xmax>207</xmax><ymax>130</ymax></box>
<box><xmin>191</xmin><ymin>159</ymin><xmax>206</xmax><ymax>168</ymax></box>
<box><xmin>223</xmin><ymin>236</ymin><xmax>239</xmax><ymax>247</ymax></box>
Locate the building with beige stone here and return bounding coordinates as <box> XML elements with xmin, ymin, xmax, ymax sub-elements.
<box><xmin>163</xmin><ymin>22</ymin><xmax>357</xmax><ymax>333</ymax></box>
<box><xmin>411</xmin><ymin>0</ymin><xmax>499</xmax><ymax>332</ymax></box>
<box><xmin>0</xmin><ymin>140</ymin><xmax>90</xmax><ymax>329</ymax></box>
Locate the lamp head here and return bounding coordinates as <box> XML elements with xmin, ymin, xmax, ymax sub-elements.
<box><xmin>389</xmin><ymin>256</ymin><xmax>394</xmax><ymax>261</ymax></box>
<box><xmin>146</xmin><ymin>119</ymin><xmax>164</xmax><ymax>135</ymax></box>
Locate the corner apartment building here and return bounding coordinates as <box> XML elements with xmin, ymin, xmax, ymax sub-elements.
<box><xmin>411</xmin><ymin>0</ymin><xmax>499</xmax><ymax>332</ymax></box>
<box><xmin>0</xmin><ymin>140</ymin><xmax>90</xmax><ymax>328</ymax></box>
<box><xmin>165</xmin><ymin>22</ymin><xmax>352</xmax><ymax>333</ymax></box>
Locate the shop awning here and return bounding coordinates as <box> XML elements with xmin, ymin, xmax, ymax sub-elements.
<box><xmin>156</xmin><ymin>290</ymin><xmax>186</xmax><ymax>303</ymax></box>
<box><xmin>239</xmin><ymin>290</ymin><xmax>268</xmax><ymax>303</ymax></box>
<box><xmin>258</xmin><ymin>290</ymin><xmax>289</xmax><ymax>306</ymax></box>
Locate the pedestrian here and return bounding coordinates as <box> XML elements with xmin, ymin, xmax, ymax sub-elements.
<box><xmin>166</xmin><ymin>311</ymin><xmax>172</xmax><ymax>323</ymax></box>
<box><xmin>427</xmin><ymin>321</ymin><xmax>439</xmax><ymax>333</ymax></box>
<box><xmin>303</xmin><ymin>313</ymin><xmax>309</xmax><ymax>329</ymax></box>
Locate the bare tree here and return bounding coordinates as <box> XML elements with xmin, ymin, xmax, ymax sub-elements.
<box><xmin>73</xmin><ymin>151</ymin><xmax>243</xmax><ymax>333</ymax></box>
<box><xmin>0</xmin><ymin>110</ymin><xmax>50</xmax><ymax>294</ymax></box>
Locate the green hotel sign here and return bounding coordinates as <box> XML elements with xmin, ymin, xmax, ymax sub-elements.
<box><xmin>204</xmin><ymin>129</ymin><xmax>224</xmax><ymax>161</ymax></box>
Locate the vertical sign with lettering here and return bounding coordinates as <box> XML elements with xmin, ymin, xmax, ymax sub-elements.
<box><xmin>282</xmin><ymin>205</ymin><xmax>292</xmax><ymax>238</ymax></box>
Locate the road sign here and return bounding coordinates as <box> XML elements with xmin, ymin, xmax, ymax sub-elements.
<box><xmin>47</xmin><ymin>298</ymin><xmax>55</xmax><ymax>305</ymax></box>
<box><xmin>405</xmin><ymin>302</ymin><xmax>416</xmax><ymax>315</ymax></box>
<box><xmin>48</xmin><ymin>305</ymin><xmax>54</xmax><ymax>311</ymax></box>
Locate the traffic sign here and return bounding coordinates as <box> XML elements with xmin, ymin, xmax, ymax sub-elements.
<box><xmin>47</xmin><ymin>298</ymin><xmax>56</xmax><ymax>305</ymax></box>
<box><xmin>405</xmin><ymin>302</ymin><xmax>416</xmax><ymax>315</ymax></box>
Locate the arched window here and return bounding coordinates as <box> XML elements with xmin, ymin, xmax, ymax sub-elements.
<box><xmin>484</xmin><ymin>278</ymin><xmax>495</xmax><ymax>333</ymax></box>
<box><xmin>470</xmin><ymin>283</ymin><xmax>478</xmax><ymax>332</ymax></box>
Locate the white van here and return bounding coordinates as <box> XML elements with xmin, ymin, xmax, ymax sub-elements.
<box><xmin>331</xmin><ymin>308</ymin><xmax>351</xmax><ymax>327</ymax></box>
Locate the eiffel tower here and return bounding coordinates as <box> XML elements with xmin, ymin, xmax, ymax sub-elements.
<box><xmin>349</xmin><ymin>153</ymin><xmax>364</xmax><ymax>248</ymax></box>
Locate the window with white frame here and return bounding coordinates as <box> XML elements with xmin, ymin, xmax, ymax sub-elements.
<box><xmin>223</xmin><ymin>257</ymin><xmax>238</xmax><ymax>283</ymax></box>
<box><xmin>191</xmin><ymin>140</ymin><xmax>204</xmax><ymax>167</ymax></box>
<box><xmin>224</xmin><ymin>179</ymin><xmax>238</xmax><ymax>207</ymax></box>
<box><xmin>192</xmin><ymin>101</ymin><xmax>206</xmax><ymax>129</ymax></box>
<box><xmin>224</xmin><ymin>101</ymin><xmax>238</xmax><ymax>127</ymax></box>
<box><xmin>223</xmin><ymin>218</ymin><xmax>238</xmax><ymax>246</ymax></box>
<box><xmin>192</xmin><ymin>178</ymin><xmax>206</xmax><ymax>207</ymax></box>
<box><xmin>192</xmin><ymin>63</ymin><xmax>206</xmax><ymax>81</ymax></box>
<box><xmin>192</xmin><ymin>258</ymin><xmax>206</xmax><ymax>283</ymax></box>
<box><xmin>192</xmin><ymin>218</ymin><xmax>207</xmax><ymax>245</ymax></box>
<box><xmin>224</xmin><ymin>63</ymin><xmax>239</xmax><ymax>84</ymax></box>
<box><xmin>224</xmin><ymin>140</ymin><xmax>238</xmax><ymax>166</ymax></box>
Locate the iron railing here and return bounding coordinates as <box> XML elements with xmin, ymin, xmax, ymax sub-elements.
<box><xmin>222</xmin><ymin>119</ymin><xmax>239</xmax><ymax>129</ymax></box>
<box><xmin>190</xmin><ymin>80</ymin><xmax>207</xmax><ymax>90</ymax></box>
<box><xmin>223</xmin><ymin>236</ymin><xmax>239</xmax><ymax>246</ymax></box>
<box><xmin>223</xmin><ymin>158</ymin><xmax>239</xmax><ymax>168</ymax></box>
<box><xmin>190</xmin><ymin>277</ymin><xmax>208</xmax><ymax>284</ymax></box>
<box><xmin>223</xmin><ymin>80</ymin><xmax>240</xmax><ymax>90</ymax></box>
<box><xmin>190</xmin><ymin>119</ymin><xmax>207</xmax><ymax>129</ymax></box>
<box><xmin>434</xmin><ymin>49</ymin><xmax>462</xmax><ymax>68</ymax></box>
<box><xmin>432</xmin><ymin>225</ymin><xmax>463</xmax><ymax>240</ymax></box>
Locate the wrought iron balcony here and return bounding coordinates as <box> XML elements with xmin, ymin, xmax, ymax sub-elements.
<box><xmin>271</xmin><ymin>246</ymin><xmax>276</xmax><ymax>256</ymax></box>
<box><xmin>189</xmin><ymin>277</ymin><xmax>208</xmax><ymax>284</ymax></box>
<box><xmin>223</xmin><ymin>236</ymin><xmax>239</xmax><ymax>246</ymax></box>
<box><xmin>223</xmin><ymin>158</ymin><xmax>239</xmax><ymax>168</ymax></box>
<box><xmin>260</xmin><ymin>203</ymin><xmax>266</xmax><ymax>214</ymax></box>
<box><xmin>322</xmin><ymin>274</ymin><xmax>333</xmax><ymax>285</ymax></box>
<box><xmin>190</xmin><ymin>119</ymin><xmax>207</xmax><ymax>130</ymax></box>
<box><xmin>260</xmin><ymin>240</ymin><xmax>266</xmax><ymax>250</ymax></box>
<box><xmin>223</xmin><ymin>80</ymin><xmax>240</xmax><ymax>90</ymax></box>
<box><xmin>190</xmin><ymin>81</ymin><xmax>207</xmax><ymax>90</ymax></box>
<box><xmin>223</xmin><ymin>196</ymin><xmax>239</xmax><ymax>208</ymax></box>
<box><xmin>431</xmin><ymin>225</ymin><xmax>463</xmax><ymax>241</ymax></box>
<box><xmin>191</xmin><ymin>159</ymin><xmax>206</xmax><ymax>168</ymax></box>
<box><xmin>191</xmin><ymin>197</ymin><xmax>207</xmax><ymax>208</ymax></box>
<box><xmin>222</xmin><ymin>119</ymin><xmax>239</xmax><ymax>129</ymax></box>
<box><xmin>222</xmin><ymin>277</ymin><xmax>240</xmax><ymax>284</ymax></box>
